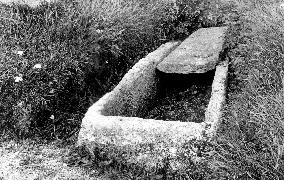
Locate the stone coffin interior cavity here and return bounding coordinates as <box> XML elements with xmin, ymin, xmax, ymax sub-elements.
<box><xmin>144</xmin><ymin>69</ymin><xmax>215</xmax><ymax>122</ymax></box>
<box><xmin>101</xmin><ymin>66</ymin><xmax>215</xmax><ymax>123</ymax></box>
<box><xmin>100</xmin><ymin>27</ymin><xmax>228</xmax><ymax>121</ymax></box>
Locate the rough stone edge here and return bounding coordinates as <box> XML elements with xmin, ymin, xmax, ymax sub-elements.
<box><xmin>78</xmin><ymin>41</ymin><xmax>206</xmax><ymax>145</ymax></box>
<box><xmin>77</xmin><ymin>41</ymin><xmax>207</xmax><ymax>154</ymax></box>
<box><xmin>157</xmin><ymin>26</ymin><xmax>228</xmax><ymax>74</ymax></box>
<box><xmin>157</xmin><ymin>53</ymin><xmax>220</xmax><ymax>74</ymax></box>
<box><xmin>79</xmin><ymin>115</ymin><xmax>206</xmax><ymax>147</ymax></box>
<box><xmin>76</xmin><ymin>41</ymin><xmax>211</xmax><ymax>171</ymax></box>
<box><xmin>204</xmin><ymin>59</ymin><xmax>229</xmax><ymax>138</ymax></box>
<box><xmin>84</xmin><ymin>41</ymin><xmax>180</xmax><ymax>118</ymax></box>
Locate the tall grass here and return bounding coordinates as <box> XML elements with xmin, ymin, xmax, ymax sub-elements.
<box><xmin>210</xmin><ymin>0</ymin><xmax>284</xmax><ymax>179</ymax></box>
<box><xmin>0</xmin><ymin>0</ymin><xmax>167</xmax><ymax>139</ymax></box>
<box><xmin>5</xmin><ymin>0</ymin><xmax>279</xmax><ymax>178</ymax></box>
<box><xmin>0</xmin><ymin>0</ymin><xmax>227</xmax><ymax>140</ymax></box>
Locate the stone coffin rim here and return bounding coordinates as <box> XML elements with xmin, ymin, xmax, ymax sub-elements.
<box><xmin>78</xmin><ymin>42</ymin><xmax>229</xmax><ymax>147</ymax></box>
<box><xmin>77</xmin><ymin>38</ymin><xmax>229</xmax><ymax>171</ymax></box>
<box><xmin>78</xmin><ymin>41</ymin><xmax>209</xmax><ymax>147</ymax></box>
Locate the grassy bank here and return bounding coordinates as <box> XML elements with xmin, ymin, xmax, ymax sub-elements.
<box><xmin>0</xmin><ymin>0</ymin><xmax>233</xmax><ymax>178</ymax></box>
<box><xmin>2</xmin><ymin>0</ymin><xmax>284</xmax><ymax>179</ymax></box>
<box><xmin>210</xmin><ymin>0</ymin><xmax>284</xmax><ymax>179</ymax></box>
<box><xmin>0</xmin><ymin>0</ymin><xmax>225</xmax><ymax>139</ymax></box>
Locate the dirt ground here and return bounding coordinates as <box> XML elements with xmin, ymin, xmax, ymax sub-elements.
<box><xmin>0</xmin><ymin>139</ymin><xmax>111</xmax><ymax>180</ymax></box>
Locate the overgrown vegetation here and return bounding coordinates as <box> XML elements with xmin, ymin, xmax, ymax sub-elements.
<box><xmin>0</xmin><ymin>0</ymin><xmax>224</xmax><ymax>140</ymax></box>
<box><xmin>2</xmin><ymin>0</ymin><xmax>284</xmax><ymax>179</ymax></box>
<box><xmin>209</xmin><ymin>0</ymin><xmax>284</xmax><ymax>179</ymax></box>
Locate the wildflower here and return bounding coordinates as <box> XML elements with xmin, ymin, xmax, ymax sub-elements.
<box><xmin>280</xmin><ymin>3</ymin><xmax>284</xmax><ymax>9</ymax></box>
<box><xmin>50</xmin><ymin>115</ymin><xmax>54</xmax><ymax>120</ymax></box>
<box><xmin>169</xmin><ymin>147</ymin><xmax>177</xmax><ymax>156</ymax></box>
<box><xmin>17</xmin><ymin>101</ymin><xmax>24</xmax><ymax>107</ymax></box>
<box><xmin>17</xmin><ymin>51</ymin><xmax>24</xmax><ymax>56</ymax></box>
<box><xmin>14</xmin><ymin>76</ymin><xmax>23</xmax><ymax>82</ymax></box>
<box><xmin>96</xmin><ymin>29</ymin><xmax>103</xmax><ymax>34</ymax></box>
<box><xmin>33</xmin><ymin>64</ymin><xmax>42</xmax><ymax>69</ymax></box>
<box><xmin>49</xmin><ymin>89</ymin><xmax>54</xmax><ymax>94</ymax></box>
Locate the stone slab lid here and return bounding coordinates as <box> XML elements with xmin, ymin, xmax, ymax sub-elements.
<box><xmin>157</xmin><ymin>26</ymin><xmax>228</xmax><ymax>74</ymax></box>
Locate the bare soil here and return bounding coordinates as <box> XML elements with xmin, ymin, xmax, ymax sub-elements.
<box><xmin>0</xmin><ymin>138</ymin><xmax>112</xmax><ymax>180</ymax></box>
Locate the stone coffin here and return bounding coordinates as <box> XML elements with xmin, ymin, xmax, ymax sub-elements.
<box><xmin>77</xmin><ymin>27</ymin><xmax>228</xmax><ymax>171</ymax></box>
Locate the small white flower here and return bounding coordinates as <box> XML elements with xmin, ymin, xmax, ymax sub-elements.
<box><xmin>17</xmin><ymin>101</ymin><xmax>24</xmax><ymax>107</ymax></box>
<box><xmin>50</xmin><ymin>115</ymin><xmax>54</xmax><ymax>120</ymax></box>
<box><xmin>49</xmin><ymin>89</ymin><xmax>54</xmax><ymax>94</ymax></box>
<box><xmin>169</xmin><ymin>147</ymin><xmax>177</xmax><ymax>156</ymax></box>
<box><xmin>14</xmin><ymin>76</ymin><xmax>23</xmax><ymax>82</ymax></box>
<box><xmin>280</xmin><ymin>3</ymin><xmax>284</xmax><ymax>9</ymax></box>
<box><xmin>17</xmin><ymin>51</ymin><xmax>24</xmax><ymax>56</ymax></box>
<box><xmin>33</xmin><ymin>64</ymin><xmax>42</xmax><ymax>69</ymax></box>
<box><xmin>96</xmin><ymin>29</ymin><xmax>103</xmax><ymax>34</ymax></box>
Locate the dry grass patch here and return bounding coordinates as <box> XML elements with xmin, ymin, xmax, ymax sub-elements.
<box><xmin>0</xmin><ymin>139</ymin><xmax>113</xmax><ymax>180</ymax></box>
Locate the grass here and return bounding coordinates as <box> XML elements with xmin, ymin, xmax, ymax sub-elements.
<box><xmin>0</xmin><ymin>139</ymin><xmax>94</xmax><ymax>179</ymax></box>
<box><xmin>209</xmin><ymin>0</ymin><xmax>284</xmax><ymax>179</ymax></box>
<box><xmin>0</xmin><ymin>0</ymin><xmax>225</xmax><ymax>140</ymax></box>
<box><xmin>2</xmin><ymin>0</ymin><xmax>284</xmax><ymax>179</ymax></box>
<box><xmin>0</xmin><ymin>0</ymin><xmax>172</xmax><ymax>139</ymax></box>
<box><xmin>0</xmin><ymin>137</ymin><xmax>124</xmax><ymax>179</ymax></box>
<box><xmin>0</xmin><ymin>0</ymin><xmax>230</xmax><ymax>179</ymax></box>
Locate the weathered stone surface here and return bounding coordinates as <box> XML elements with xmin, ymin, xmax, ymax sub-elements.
<box><xmin>77</xmin><ymin>41</ymin><xmax>208</xmax><ymax>170</ymax></box>
<box><xmin>205</xmin><ymin>59</ymin><xmax>229</xmax><ymax>137</ymax></box>
<box><xmin>78</xmin><ymin>116</ymin><xmax>206</xmax><ymax>170</ymax></box>
<box><xmin>77</xmin><ymin>41</ymin><xmax>228</xmax><ymax>172</ymax></box>
<box><xmin>157</xmin><ymin>26</ymin><xmax>228</xmax><ymax>74</ymax></box>
<box><xmin>95</xmin><ymin>41</ymin><xmax>181</xmax><ymax>118</ymax></box>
